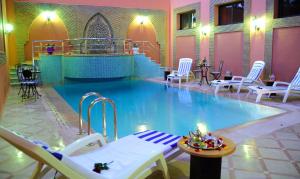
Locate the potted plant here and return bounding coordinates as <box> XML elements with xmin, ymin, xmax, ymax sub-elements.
<box><xmin>132</xmin><ymin>43</ymin><xmax>139</xmax><ymax>54</ymax></box>
<box><xmin>46</xmin><ymin>44</ymin><xmax>55</xmax><ymax>55</ymax></box>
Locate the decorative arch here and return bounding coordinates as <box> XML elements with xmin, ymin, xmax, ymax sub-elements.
<box><xmin>24</xmin><ymin>15</ymin><xmax>69</xmax><ymax>61</ymax></box>
<box><xmin>83</xmin><ymin>13</ymin><xmax>114</xmax><ymax>53</ymax></box>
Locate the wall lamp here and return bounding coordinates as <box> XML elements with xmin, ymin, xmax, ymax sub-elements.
<box><xmin>201</xmin><ymin>25</ymin><xmax>210</xmax><ymax>37</ymax></box>
<box><xmin>136</xmin><ymin>16</ymin><xmax>148</xmax><ymax>25</ymax></box>
<box><xmin>41</xmin><ymin>11</ymin><xmax>56</xmax><ymax>22</ymax></box>
<box><xmin>251</xmin><ymin>16</ymin><xmax>265</xmax><ymax>32</ymax></box>
<box><xmin>4</xmin><ymin>23</ymin><xmax>14</xmax><ymax>34</ymax></box>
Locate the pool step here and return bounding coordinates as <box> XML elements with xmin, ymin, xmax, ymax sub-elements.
<box><xmin>133</xmin><ymin>54</ymin><xmax>164</xmax><ymax>78</ymax></box>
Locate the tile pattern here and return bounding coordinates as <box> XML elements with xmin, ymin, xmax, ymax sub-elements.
<box><xmin>0</xmin><ymin>82</ymin><xmax>300</xmax><ymax>178</ymax></box>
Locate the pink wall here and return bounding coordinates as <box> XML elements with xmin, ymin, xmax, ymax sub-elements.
<box><xmin>272</xmin><ymin>27</ymin><xmax>300</xmax><ymax>82</ymax></box>
<box><xmin>16</xmin><ymin>0</ymin><xmax>170</xmax><ymax>11</ymax></box>
<box><xmin>175</xmin><ymin>36</ymin><xmax>196</xmax><ymax>68</ymax></box>
<box><xmin>214</xmin><ymin>32</ymin><xmax>244</xmax><ymax>76</ymax></box>
<box><xmin>170</xmin><ymin>0</ymin><xmax>210</xmax><ymax>67</ymax></box>
<box><xmin>250</xmin><ymin>0</ymin><xmax>266</xmax><ymax>66</ymax></box>
<box><xmin>0</xmin><ymin>64</ymin><xmax>9</xmax><ymax>115</ymax></box>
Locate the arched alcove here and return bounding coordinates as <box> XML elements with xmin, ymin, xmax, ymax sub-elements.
<box><xmin>83</xmin><ymin>13</ymin><xmax>114</xmax><ymax>53</ymax></box>
<box><xmin>127</xmin><ymin>18</ymin><xmax>160</xmax><ymax>62</ymax></box>
<box><xmin>24</xmin><ymin>14</ymin><xmax>69</xmax><ymax>62</ymax></box>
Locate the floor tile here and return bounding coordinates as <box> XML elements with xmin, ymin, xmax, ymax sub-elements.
<box><xmin>286</xmin><ymin>150</ymin><xmax>300</xmax><ymax>162</ymax></box>
<box><xmin>234</xmin><ymin>170</ymin><xmax>267</xmax><ymax>179</ymax></box>
<box><xmin>264</xmin><ymin>159</ymin><xmax>299</xmax><ymax>176</ymax></box>
<box><xmin>280</xmin><ymin>140</ymin><xmax>300</xmax><ymax>150</ymax></box>
<box><xmin>270</xmin><ymin>174</ymin><xmax>300</xmax><ymax>179</ymax></box>
<box><xmin>254</xmin><ymin>139</ymin><xmax>281</xmax><ymax>148</ymax></box>
<box><xmin>258</xmin><ymin>148</ymin><xmax>289</xmax><ymax>160</ymax></box>
<box><xmin>232</xmin><ymin>156</ymin><xmax>264</xmax><ymax>172</ymax></box>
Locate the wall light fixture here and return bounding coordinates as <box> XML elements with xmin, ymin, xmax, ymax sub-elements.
<box><xmin>136</xmin><ymin>16</ymin><xmax>148</xmax><ymax>25</ymax></box>
<box><xmin>41</xmin><ymin>11</ymin><xmax>57</xmax><ymax>22</ymax></box>
<box><xmin>201</xmin><ymin>25</ymin><xmax>210</xmax><ymax>37</ymax></box>
<box><xmin>4</xmin><ymin>23</ymin><xmax>14</xmax><ymax>34</ymax></box>
<box><xmin>251</xmin><ymin>16</ymin><xmax>265</xmax><ymax>32</ymax></box>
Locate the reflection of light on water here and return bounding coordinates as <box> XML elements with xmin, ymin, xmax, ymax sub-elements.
<box><xmin>197</xmin><ymin>123</ymin><xmax>207</xmax><ymax>134</ymax></box>
<box><xmin>137</xmin><ymin>125</ymin><xmax>148</xmax><ymax>132</ymax></box>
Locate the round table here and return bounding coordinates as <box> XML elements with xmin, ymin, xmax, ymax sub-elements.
<box><xmin>177</xmin><ymin>136</ymin><xmax>236</xmax><ymax>179</ymax></box>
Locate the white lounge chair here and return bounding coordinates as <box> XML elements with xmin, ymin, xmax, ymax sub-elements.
<box><xmin>167</xmin><ymin>58</ymin><xmax>193</xmax><ymax>86</ymax></box>
<box><xmin>247</xmin><ymin>67</ymin><xmax>300</xmax><ymax>103</ymax></box>
<box><xmin>211</xmin><ymin>61</ymin><xmax>265</xmax><ymax>94</ymax></box>
<box><xmin>0</xmin><ymin>127</ymin><xmax>182</xmax><ymax>179</ymax></box>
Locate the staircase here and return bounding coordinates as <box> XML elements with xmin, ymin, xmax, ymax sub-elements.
<box><xmin>133</xmin><ymin>54</ymin><xmax>164</xmax><ymax>78</ymax></box>
<box><xmin>9</xmin><ymin>67</ymin><xmax>19</xmax><ymax>86</ymax></box>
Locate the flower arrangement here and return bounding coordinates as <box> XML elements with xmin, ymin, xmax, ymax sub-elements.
<box><xmin>46</xmin><ymin>44</ymin><xmax>55</xmax><ymax>55</ymax></box>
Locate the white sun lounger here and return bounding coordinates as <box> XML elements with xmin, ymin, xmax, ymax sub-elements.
<box><xmin>167</xmin><ymin>58</ymin><xmax>193</xmax><ymax>86</ymax></box>
<box><xmin>0</xmin><ymin>127</ymin><xmax>181</xmax><ymax>179</ymax></box>
<box><xmin>211</xmin><ymin>61</ymin><xmax>265</xmax><ymax>94</ymax></box>
<box><xmin>247</xmin><ymin>67</ymin><xmax>300</xmax><ymax>103</ymax></box>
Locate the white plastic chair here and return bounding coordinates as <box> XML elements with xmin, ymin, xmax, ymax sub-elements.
<box><xmin>247</xmin><ymin>67</ymin><xmax>300</xmax><ymax>103</ymax></box>
<box><xmin>211</xmin><ymin>61</ymin><xmax>265</xmax><ymax>94</ymax></box>
<box><xmin>0</xmin><ymin>127</ymin><xmax>182</xmax><ymax>179</ymax></box>
<box><xmin>167</xmin><ymin>58</ymin><xmax>193</xmax><ymax>86</ymax></box>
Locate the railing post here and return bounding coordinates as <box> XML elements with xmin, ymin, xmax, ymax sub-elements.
<box><xmin>85</xmin><ymin>40</ymin><xmax>87</xmax><ymax>54</ymax></box>
<box><xmin>102</xmin><ymin>101</ymin><xmax>107</xmax><ymax>139</ymax></box>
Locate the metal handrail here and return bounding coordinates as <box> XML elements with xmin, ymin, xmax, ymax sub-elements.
<box><xmin>78</xmin><ymin>92</ymin><xmax>102</xmax><ymax>135</ymax></box>
<box><xmin>87</xmin><ymin>97</ymin><xmax>118</xmax><ymax>142</ymax></box>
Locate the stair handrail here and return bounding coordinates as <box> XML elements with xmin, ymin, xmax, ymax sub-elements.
<box><xmin>87</xmin><ymin>97</ymin><xmax>118</xmax><ymax>142</ymax></box>
<box><xmin>78</xmin><ymin>92</ymin><xmax>102</xmax><ymax>135</ymax></box>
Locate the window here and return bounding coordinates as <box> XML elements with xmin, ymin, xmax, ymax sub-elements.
<box><xmin>178</xmin><ymin>10</ymin><xmax>196</xmax><ymax>30</ymax></box>
<box><xmin>218</xmin><ymin>1</ymin><xmax>244</xmax><ymax>25</ymax></box>
<box><xmin>276</xmin><ymin>0</ymin><xmax>300</xmax><ymax>18</ymax></box>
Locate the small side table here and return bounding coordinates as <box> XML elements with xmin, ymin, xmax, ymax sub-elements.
<box><xmin>164</xmin><ymin>71</ymin><xmax>171</xmax><ymax>81</ymax></box>
<box><xmin>264</xmin><ymin>80</ymin><xmax>276</xmax><ymax>96</ymax></box>
<box><xmin>178</xmin><ymin>136</ymin><xmax>236</xmax><ymax>179</ymax></box>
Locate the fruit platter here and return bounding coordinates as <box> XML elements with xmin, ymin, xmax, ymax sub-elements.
<box><xmin>185</xmin><ymin>130</ymin><xmax>225</xmax><ymax>150</ymax></box>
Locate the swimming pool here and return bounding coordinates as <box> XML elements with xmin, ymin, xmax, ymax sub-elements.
<box><xmin>54</xmin><ymin>80</ymin><xmax>284</xmax><ymax>140</ymax></box>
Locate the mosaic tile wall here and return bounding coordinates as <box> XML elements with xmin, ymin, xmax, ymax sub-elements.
<box><xmin>14</xmin><ymin>2</ymin><xmax>167</xmax><ymax>65</ymax></box>
<box><xmin>39</xmin><ymin>54</ymin><xmax>163</xmax><ymax>84</ymax></box>
<box><xmin>63</xmin><ymin>55</ymin><xmax>134</xmax><ymax>79</ymax></box>
<box><xmin>39</xmin><ymin>55</ymin><xmax>63</xmax><ymax>84</ymax></box>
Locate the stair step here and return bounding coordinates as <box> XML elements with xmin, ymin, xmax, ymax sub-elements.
<box><xmin>10</xmin><ymin>82</ymin><xmax>20</xmax><ymax>86</ymax></box>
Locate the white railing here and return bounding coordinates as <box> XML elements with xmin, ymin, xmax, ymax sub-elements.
<box><xmin>32</xmin><ymin>38</ymin><xmax>161</xmax><ymax>64</ymax></box>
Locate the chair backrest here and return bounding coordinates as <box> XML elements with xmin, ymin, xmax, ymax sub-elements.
<box><xmin>246</xmin><ymin>61</ymin><xmax>265</xmax><ymax>80</ymax></box>
<box><xmin>0</xmin><ymin>126</ymin><xmax>84</xmax><ymax>178</ymax></box>
<box><xmin>218</xmin><ymin>60</ymin><xmax>224</xmax><ymax>72</ymax></box>
<box><xmin>291</xmin><ymin>67</ymin><xmax>300</xmax><ymax>87</ymax></box>
<box><xmin>177</xmin><ymin>58</ymin><xmax>193</xmax><ymax>76</ymax></box>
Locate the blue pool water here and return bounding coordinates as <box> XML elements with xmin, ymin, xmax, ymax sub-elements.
<box><xmin>54</xmin><ymin>80</ymin><xmax>284</xmax><ymax>140</ymax></box>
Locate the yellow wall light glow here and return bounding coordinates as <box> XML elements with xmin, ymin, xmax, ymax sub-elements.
<box><xmin>201</xmin><ymin>25</ymin><xmax>210</xmax><ymax>37</ymax></box>
<box><xmin>251</xmin><ymin>16</ymin><xmax>266</xmax><ymax>32</ymax></box>
<box><xmin>41</xmin><ymin>11</ymin><xmax>57</xmax><ymax>21</ymax></box>
<box><xmin>136</xmin><ymin>16</ymin><xmax>149</xmax><ymax>25</ymax></box>
<box><xmin>4</xmin><ymin>23</ymin><xmax>14</xmax><ymax>34</ymax></box>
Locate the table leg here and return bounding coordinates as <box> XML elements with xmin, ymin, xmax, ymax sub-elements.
<box><xmin>190</xmin><ymin>155</ymin><xmax>222</xmax><ymax>179</ymax></box>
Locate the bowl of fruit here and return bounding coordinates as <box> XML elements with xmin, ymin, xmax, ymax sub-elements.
<box><xmin>187</xmin><ymin>130</ymin><xmax>224</xmax><ymax>150</ymax></box>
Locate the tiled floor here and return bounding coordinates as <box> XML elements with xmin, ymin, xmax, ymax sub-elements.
<box><xmin>0</xmin><ymin>80</ymin><xmax>300</xmax><ymax>179</ymax></box>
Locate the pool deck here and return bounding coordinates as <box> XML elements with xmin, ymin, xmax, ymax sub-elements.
<box><xmin>0</xmin><ymin>78</ymin><xmax>300</xmax><ymax>178</ymax></box>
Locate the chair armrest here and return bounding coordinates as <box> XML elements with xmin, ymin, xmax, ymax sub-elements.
<box><xmin>231</xmin><ymin>76</ymin><xmax>245</xmax><ymax>81</ymax></box>
<box><xmin>62</xmin><ymin>133</ymin><xmax>106</xmax><ymax>155</ymax></box>
<box><xmin>273</xmin><ymin>81</ymin><xmax>290</xmax><ymax>87</ymax></box>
